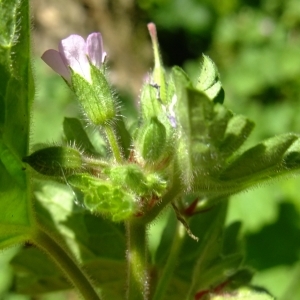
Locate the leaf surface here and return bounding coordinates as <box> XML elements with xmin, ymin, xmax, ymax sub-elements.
<box><xmin>0</xmin><ymin>0</ymin><xmax>34</xmax><ymax>247</ymax></box>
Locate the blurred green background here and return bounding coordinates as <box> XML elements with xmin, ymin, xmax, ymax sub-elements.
<box><xmin>2</xmin><ymin>0</ymin><xmax>300</xmax><ymax>299</ymax></box>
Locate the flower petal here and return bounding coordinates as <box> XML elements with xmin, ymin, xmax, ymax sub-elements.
<box><xmin>85</xmin><ymin>32</ymin><xmax>104</xmax><ymax>68</ymax></box>
<box><xmin>41</xmin><ymin>49</ymin><xmax>71</xmax><ymax>81</ymax></box>
<box><xmin>59</xmin><ymin>35</ymin><xmax>91</xmax><ymax>82</ymax></box>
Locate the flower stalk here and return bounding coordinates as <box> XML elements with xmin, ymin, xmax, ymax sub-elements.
<box><xmin>104</xmin><ymin>125</ymin><xmax>123</xmax><ymax>163</ymax></box>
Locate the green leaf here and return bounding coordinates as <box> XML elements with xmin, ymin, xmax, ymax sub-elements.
<box><xmin>220</xmin><ymin>133</ymin><xmax>299</xmax><ymax>184</ymax></box>
<box><xmin>0</xmin><ymin>0</ymin><xmax>34</xmax><ymax>248</ymax></box>
<box><xmin>10</xmin><ymin>182</ymin><xmax>126</xmax><ymax>297</ymax></box>
<box><xmin>219</xmin><ymin>115</ymin><xmax>255</xmax><ymax>156</ymax></box>
<box><xmin>113</xmin><ymin>116</ymin><xmax>132</xmax><ymax>159</ymax></box>
<box><xmin>10</xmin><ymin>247</ymin><xmax>69</xmax><ymax>294</ymax></box>
<box><xmin>173</xmin><ymin>81</ymin><xmax>253</xmax><ymax>190</ymax></box>
<box><xmin>63</xmin><ymin>117</ymin><xmax>97</xmax><ymax>155</ymax></box>
<box><xmin>173</xmin><ymin>71</ymin><xmax>300</xmax><ymax>199</ymax></box>
<box><xmin>196</xmin><ymin>54</ymin><xmax>224</xmax><ymax>104</ymax></box>
<box><xmin>154</xmin><ymin>202</ymin><xmax>245</xmax><ymax>300</ymax></box>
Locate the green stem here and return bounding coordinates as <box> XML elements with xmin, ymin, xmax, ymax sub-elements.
<box><xmin>32</xmin><ymin>227</ymin><xmax>101</xmax><ymax>300</ymax></box>
<box><xmin>83</xmin><ymin>157</ymin><xmax>109</xmax><ymax>167</ymax></box>
<box><xmin>126</xmin><ymin>219</ymin><xmax>148</xmax><ymax>300</ymax></box>
<box><xmin>104</xmin><ymin>125</ymin><xmax>123</xmax><ymax>163</ymax></box>
<box><xmin>153</xmin><ymin>221</ymin><xmax>185</xmax><ymax>300</ymax></box>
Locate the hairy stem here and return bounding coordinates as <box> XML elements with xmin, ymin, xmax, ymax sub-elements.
<box><xmin>126</xmin><ymin>219</ymin><xmax>148</xmax><ymax>300</ymax></box>
<box><xmin>152</xmin><ymin>221</ymin><xmax>185</xmax><ymax>300</ymax></box>
<box><xmin>104</xmin><ymin>125</ymin><xmax>123</xmax><ymax>163</ymax></box>
<box><xmin>32</xmin><ymin>227</ymin><xmax>101</xmax><ymax>300</ymax></box>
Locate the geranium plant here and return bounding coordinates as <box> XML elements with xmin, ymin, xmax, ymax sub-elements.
<box><xmin>1</xmin><ymin>1</ymin><xmax>299</xmax><ymax>300</ymax></box>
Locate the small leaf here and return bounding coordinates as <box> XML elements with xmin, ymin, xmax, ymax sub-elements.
<box><xmin>63</xmin><ymin>117</ymin><xmax>96</xmax><ymax>154</ymax></box>
<box><xmin>10</xmin><ymin>182</ymin><xmax>126</xmax><ymax>297</ymax></box>
<box><xmin>114</xmin><ymin>116</ymin><xmax>132</xmax><ymax>159</ymax></box>
<box><xmin>196</xmin><ymin>55</ymin><xmax>224</xmax><ymax>104</ymax></box>
<box><xmin>219</xmin><ymin>115</ymin><xmax>255</xmax><ymax>156</ymax></box>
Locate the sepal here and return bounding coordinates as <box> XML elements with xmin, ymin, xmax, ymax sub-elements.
<box><xmin>71</xmin><ymin>64</ymin><xmax>116</xmax><ymax>126</ymax></box>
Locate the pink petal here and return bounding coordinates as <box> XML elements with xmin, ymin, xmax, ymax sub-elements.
<box><xmin>59</xmin><ymin>35</ymin><xmax>91</xmax><ymax>81</ymax></box>
<box><xmin>41</xmin><ymin>49</ymin><xmax>71</xmax><ymax>81</ymax></box>
<box><xmin>85</xmin><ymin>33</ymin><xmax>104</xmax><ymax>68</ymax></box>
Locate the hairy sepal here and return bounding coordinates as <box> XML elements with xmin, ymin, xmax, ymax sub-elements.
<box><xmin>71</xmin><ymin>64</ymin><xmax>116</xmax><ymax>126</ymax></box>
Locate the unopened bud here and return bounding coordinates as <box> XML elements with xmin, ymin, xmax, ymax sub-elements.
<box><xmin>71</xmin><ymin>65</ymin><xmax>116</xmax><ymax>125</ymax></box>
<box><xmin>23</xmin><ymin>146</ymin><xmax>83</xmax><ymax>176</ymax></box>
<box><xmin>137</xmin><ymin>117</ymin><xmax>167</xmax><ymax>163</ymax></box>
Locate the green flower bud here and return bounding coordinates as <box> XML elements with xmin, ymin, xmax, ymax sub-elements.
<box><xmin>136</xmin><ymin>117</ymin><xmax>167</xmax><ymax>164</ymax></box>
<box><xmin>23</xmin><ymin>146</ymin><xmax>83</xmax><ymax>176</ymax></box>
<box><xmin>42</xmin><ymin>33</ymin><xmax>116</xmax><ymax>126</ymax></box>
<box><xmin>71</xmin><ymin>65</ymin><xmax>116</xmax><ymax>126</ymax></box>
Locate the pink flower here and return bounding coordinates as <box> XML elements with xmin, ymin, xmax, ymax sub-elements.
<box><xmin>41</xmin><ymin>33</ymin><xmax>106</xmax><ymax>83</ymax></box>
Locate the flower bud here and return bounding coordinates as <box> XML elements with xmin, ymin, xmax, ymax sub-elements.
<box><xmin>42</xmin><ymin>33</ymin><xmax>116</xmax><ymax>126</ymax></box>
<box><xmin>71</xmin><ymin>65</ymin><xmax>116</xmax><ymax>125</ymax></box>
<box><xmin>136</xmin><ymin>117</ymin><xmax>167</xmax><ymax>164</ymax></box>
<box><xmin>23</xmin><ymin>146</ymin><xmax>83</xmax><ymax>176</ymax></box>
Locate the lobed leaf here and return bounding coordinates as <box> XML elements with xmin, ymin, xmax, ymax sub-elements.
<box><xmin>10</xmin><ymin>182</ymin><xmax>126</xmax><ymax>296</ymax></box>
<box><xmin>196</xmin><ymin>54</ymin><xmax>225</xmax><ymax>104</ymax></box>
<box><xmin>154</xmin><ymin>202</ymin><xmax>246</xmax><ymax>300</ymax></box>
